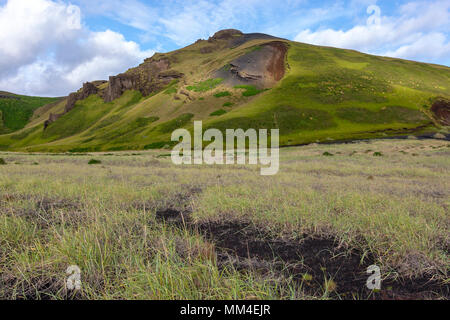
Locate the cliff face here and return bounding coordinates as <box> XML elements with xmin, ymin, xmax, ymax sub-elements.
<box><xmin>0</xmin><ymin>94</ymin><xmax>20</xmax><ymax>100</ymax></box>
<box><xmin>103</xmin><ymin>57</ymin><xmax>183</xmax><ymax>102</ymax></box>
<box><xmin>44</xmin><ymin>55</ymin><xmax>184</xmax><ymax>129</ymax></box>
<box><xmin>215</xmin><ymin>41</ymin><xmax>288</xmax><ymax>88</ymax></box>
<box><xmin>65</xmin><ymin>82</ymin><xmax>99</xmax><ymax>113</ymax></box>
<box><xmin>208</xmin><ymin>29</ymin><xmax>243</xmax><ymax>42</ymax></box>
<box><xmin>44</xmin><ymin>81</ymin><xmax>101</xmax><ymax>129</ymax></box>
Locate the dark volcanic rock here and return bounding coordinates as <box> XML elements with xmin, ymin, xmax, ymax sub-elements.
<box><xmin>431</xmin><ymin>98</ymin><xmax>450</xmax><ymax>126</ymax></box>
<box><xmin>103</xmin><ymin>74</ymin><xmax>136</xmax><ymax>103</ymax></box>
<box><xmin>215</xmin><ymin>41</ymin><xmax>288</xmax><ymax>88</ymax></box>
<box><xmin>65</xmin><ymin>82</ymin><xmax>98</xmax><ymax>113</ymax></box>
<box><xmin>228</xmin><ymin>32</ymin><xmax>283</xmax><ymax>48</ymax></box>
<box><xmin>44</xmin><ymin>81</ymin><xmax>99</xmax><ymax>129</ymax></box>
<box><xmin>43</xmin><ymin>54</ymin><xmax>184</xmax><ymax>129</ymax></box>
<box><xmin>208</xmin><ymin>29</ymin><xmax>243</xmax><ymax>42</ymax></box>
<box><xmin>44</xmin><ymin>113</ymin><xmax>61</xmax><ymax>130</ymax></box>
<box><xmin>0</xmin><ymin>94</ymin><xmax>20</xmax><ymax>100</ymax></box>
<box><xmin>103</xmin><ymin>57</ymin><xmax>183</xmax><ymax>102</ymax></box>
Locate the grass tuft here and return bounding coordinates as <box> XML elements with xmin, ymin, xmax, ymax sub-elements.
<box><xmin>234</xmin><ymin>85</ymin><xmax>265</xmax><ymax>97</ymax></box>
<box><xmin>144</xmin><ymin>141</ymin><xmax>172</xmax><ymax>150</ymax></box>
<box><xmin>214</xmin><ymin>91</ymin><xmax>231</xmax><ymax>98</ymax></box>
<box><xmin>210</xmin><ymin>109</ymin><xmax>227</xmax><ymax>117</ymax></box>
<box><xmin>373</xmin><ymin>152</ymin><xmax>383</xmax><ymax>157</ymax></box>
<box><xmin>88</xmin><ymin>159</ymin><xmax>101</xmax><ymax>165</ymax></box>
<box><xmin>187</xmin><ymin>78</ymin><xmax>223</xmax><ymax>92</ymax></box>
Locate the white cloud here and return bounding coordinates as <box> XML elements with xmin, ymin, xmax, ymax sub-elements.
<box><xmin>79</xmin><ymin>0</ymin><xmax>449</xmax><ymax>66</ymax></box>
<box><xmin>78</xmin><ymin>0</ymin><xmax>276</xmax><ymax>46</ymax></box>
<box><xmin>0</xmin><ymin>0</ymin><xmax>81</xmax><ymax>77</ymax></box>
<box><xmin>1</xmin><ymin>0</ymin><xmax>449</xmax><ymax>96</ymax></box>
<box><xmin>0</xmin><ymin>0</ymin><xmax>154</xmax><ymax>96</ymax></box>
<box><xmin>158</xmin><ymin>0</ymin><xmax>269</xmax><ymax>46</ymax></box>
<box><xmin>75</xmin><ymin>0</ymin><xmax>158</xmax><ymax>31</ymax></box>
<box><xmin>63</xmin><ymin>30</ymin><xmax>153</xmax><ymax>87</ymax></box>
<box><xmin>384</xmin><ymin>33</ymin><xmax>450</xmax><ymax>62</ymax></box>
<box><xmin>294</xmin><ymin>1</ymin><xmax>450</xmax><ymax>65</ymax></box>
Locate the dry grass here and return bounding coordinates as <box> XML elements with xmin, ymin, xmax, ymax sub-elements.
<box><xmin>0</xmin><ymin>139</ymin><xmax>448</xmax><ymax>299</ymax></box>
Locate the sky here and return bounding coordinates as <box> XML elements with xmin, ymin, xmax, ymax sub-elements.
<box><xmin>0</xmin><ymin>0</ymin><xmax>449</xmax><ymax>97</ymax></box>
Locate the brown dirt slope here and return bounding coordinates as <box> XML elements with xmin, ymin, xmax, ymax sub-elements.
<box><xmin>431</xmin><ymin>98</ymin><xmax>450</xmax><ymax>125</ymax></box>
<box><xmin>215</xmin><ymin>40</ymin><xmax>288</xmax><ymax>88</ymax></box>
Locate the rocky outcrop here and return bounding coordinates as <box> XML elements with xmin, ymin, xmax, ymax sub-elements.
<box><xmin>205</xmin><ymin>29</ymin><xmax>283</xmax><ymax>49</ymax></box>
<box><xmin>103</xmin><ymin>56</ymin><xmax>183</xmax><ymax>102</ymax></box>
<box><xmin>102</xmin><ymin>74</ymin><xmax>136</xmax><ymax>103</ymax></box>
<box><xmin>215</xmin><ymin>41</ymin><xmax>288</xmax><ymax>88</ymax></box>
<box><xmin>195</xmin><ymin>30</ymin><xmax>244</xmax><ymax>54</ymax></box>
<box><xmin>431</xmin><ymin>99</ymin><xmax>450</xmax><ymax>126</ymax></box>
<box><xmin>43</xmin><ymin>55</ymin><xmax>184</xmax><ymax>129</ymax></box>
<box><xmin>44</xmin><ymin>81</ymin><xmax>99</xmax><ymax>129</ymax></box>
<box><xmin>43</xmin><ymin>113</ymin><xmax>61</xmax><ymax>129</ymax></box>
<box><xmin>228</xmin><ymin>66</ymin><xmax>263</xmax><ymax>82</ymax></box>
<box><xmin>227</xmin><ymin>32</ymin><xmax>281</xmax><ymax>48</ymax></box>
<box><xmin>0</xmin><ymin>94</ymin><xmax>20</xmax><ymax>100</ymax></box>
<box><xmin>65</xmin><ymin>82</ymin><xmax>98</xmax><ymax>113</ymax></box>
<box><xmin>208</xmin><ymin>29</ymin><xmax>243</xmax><ymax>42</ymax></box>
<box><xmin>43</xmin><ymin>54</ymin><xmax>184</xmax><ymax>129</ymax></box>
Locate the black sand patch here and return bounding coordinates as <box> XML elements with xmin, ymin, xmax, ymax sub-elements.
<box><xmin>155</xmin><ymin>208</ymin><xmax>449</xmax><ymax>300</ymax></box>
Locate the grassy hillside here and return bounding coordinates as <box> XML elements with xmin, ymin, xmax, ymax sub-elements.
<box><xmin>0</xmin><ymin>33</ymin><xmax>448</xmax><ymax>152</ymax></box>
<box><xmin>206</xmin><ymin>42</ymin><xmax>449</xmax><ymax>146</ymax></box>
<box><xmin>0</xmin><ymin>93</ymin><xmax>60</xmax><ymax>134</ymax></box>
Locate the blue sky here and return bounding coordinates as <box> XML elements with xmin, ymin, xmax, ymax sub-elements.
<box><xmin>75</xmin><ymin>0</ymin><xmax>417</xmax><ymax>51</ymax></box>
<box><xmin>0</xmin><ymin>0</ymin><xmax>449</xmax><ymax>96</ymax></box>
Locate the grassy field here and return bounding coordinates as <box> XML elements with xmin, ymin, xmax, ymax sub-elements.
<box><xmin>0</xmin><ymin>139</ymin><xmax>448</xmax><ymax>300</ymax></box>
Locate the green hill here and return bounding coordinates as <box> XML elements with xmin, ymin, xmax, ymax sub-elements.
<box><xmin>0</xmin><ymin>29</ymin><xmax>448</xmax><ymax>152</ymax></box>
<box><xmin>0</xmin><ymin>92</ymin><xmax>60</xmax><ymax>135</ymax></box>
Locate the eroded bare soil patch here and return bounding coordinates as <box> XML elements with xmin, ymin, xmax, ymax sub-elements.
<box><xmin>216</xmin><ymin>41</ymin><xmax>288</xmax><ymax>88</ymax></box>
<box><xmin>156</xmin><ymin>208</ymin><xmax>449</xmax><ymax>300</ymax></box>
<box><xmin>0</xmin><ymin>271</ymin><xmax>80</xmax><ymax>300</ymax></box>
<box><xmin>431</xmin><ymin>99</ymin><xmax>450</xmax><ymax>125</ymax></box>
<box><xmin>1</xmin><ymin>196</ymin><xmax>88</xmax><ymax>229</ymax></box>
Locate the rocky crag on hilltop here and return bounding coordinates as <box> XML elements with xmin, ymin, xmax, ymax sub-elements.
<box><xmin>44</xmin><ymin>55</ymin><xmax>184</xmax><ymax>128</ymax></box>
<box><xmin>44</xmin><ymin>81</ymin><xmax>101</xmax><ymax>129</ymax></box>
<box><xmin>103</xmin><ymin>56</ymin><xmax>184</xmax><ymax>102</ymax></box>
<box><xmin>0</xmin><ymin>94</ymin><xmax>20</xmax><ymax>100</ymax></box>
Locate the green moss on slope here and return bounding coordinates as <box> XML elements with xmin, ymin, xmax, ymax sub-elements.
<box><xmin>187</xmin><ymin>79</ymin><xmax>223</xmax><ymax>92</ymax></box>
<box><xmin>154</xmin><ymin>113</ymin><xmax>194</xmax><ymax>133</ymax></box>
<box><xmin>336</xmin><ymin>106</ymin><xmax>427</xmax><ymax>124</ymax></box>
<box><xmin>208</xmin><ymin>105</ymin><xmax>336</xmax><ymax>135</ymax></box>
